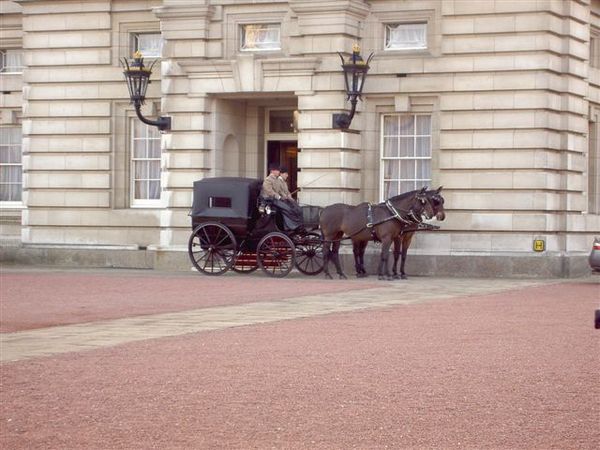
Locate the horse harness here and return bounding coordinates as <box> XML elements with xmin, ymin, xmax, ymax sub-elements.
<box><xmin>364</xmin><ymin>200</ymin><xmax>424</xmax><ymax>241</ymax></box>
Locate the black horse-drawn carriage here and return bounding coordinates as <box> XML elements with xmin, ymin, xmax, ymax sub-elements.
<box><xmin>188</xmin><ymin>177</ymin><xmax>324</xmax><ymax>277</ymax></box>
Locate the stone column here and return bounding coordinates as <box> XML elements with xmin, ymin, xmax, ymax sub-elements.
<box><xmin>290</xmin><ymin>0</ymin><xmax>371</xmax><ymax>206</ymax></box>
<box><xmin>153</xmin><ymin>0</ymin><xmax>215</xmax><ymax>249</ymax></box>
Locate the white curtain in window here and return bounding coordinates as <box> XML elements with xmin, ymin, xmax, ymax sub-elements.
<box><xmin>242</xmin><ymin>24</ymin><xmax>280</xmax><ymax>50</ymax></box>
<box><xmin>0</xmin><ymin>127</ymin><xmax>22</xmax><ymax>201</ymax></box>
<box><xmin>386</xmin><ymin>23</ymin><xmax>427</xmax><ymax>50</ymax></box>
<box><xmin>131</xmin><ymin>121</ymin><xmax>161</xmax><ymax>202</ymax></box>
<box><xmin>136</xmin><ymin>34</ymin><xmax>162</xmax><ymax>58</ymax></box>
<box><xmin>381</xmin><ymin>114</ymin><xmax>432</xmax><ymax>200</ymax></box>
<box><xmin>1</xmin><ymin>50</ymin><xmax>23</xmax><ymax>72</ymax></box>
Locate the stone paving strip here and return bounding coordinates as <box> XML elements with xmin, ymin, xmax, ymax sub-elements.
<box><xmin>0</xmin><ymin>278</ymin><xmax>552</xmax><ymax>363</ymax></box>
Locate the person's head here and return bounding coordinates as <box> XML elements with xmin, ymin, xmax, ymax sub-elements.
<box><xmin>268</xmin><ymin>163</ymin><xmax>280</xmax><ymax>177</ymax></box>
<box><xmin>279</xmin><ymin>166</ymin><xmax>289</xmax><ymax>181</ymax></box>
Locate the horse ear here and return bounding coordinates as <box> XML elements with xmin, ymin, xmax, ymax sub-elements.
<box><xmin>420</xmin><ymin>186</ymin><xmax>427</xmax><ymax>193</ymax></box>
<box><xmin>436</xmin><ymin>186</ymin><xmax>443</xmax><ymax>193</ymax></box>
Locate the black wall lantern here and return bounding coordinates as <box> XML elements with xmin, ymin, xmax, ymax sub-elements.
<box><xmin>333</xmin><ymin>44</ymin><xmax>374</xmax><ymax>129</ymax></box>
<box><xmin>120</xmin><ymin>51</ymin><xmax>171</xmax><ymax>132</ymax></box>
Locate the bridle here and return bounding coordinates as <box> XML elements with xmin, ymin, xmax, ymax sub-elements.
<box><xmin>366</xmin><ymin>191</ymin><xmax>432</xmax><ymax>228</ymax></box>
<box><xmin>385</xmin><ymin>199</ymin><xmax>423</xmax><ymax>224</ymax></box>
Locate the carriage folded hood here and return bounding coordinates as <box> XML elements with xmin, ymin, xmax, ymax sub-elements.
<box><xmin>191</xmin><ymin>177</ymin><xmax>263</xmax><ymax>219</ymax></box>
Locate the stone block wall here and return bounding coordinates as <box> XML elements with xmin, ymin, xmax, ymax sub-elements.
<box><xmin>1</xmin><ymin>0</ymin><xmax>598</xmax><ymax>275</ymax></box>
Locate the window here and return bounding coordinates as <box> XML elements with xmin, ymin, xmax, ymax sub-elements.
<box><xmin>591</xmin><ymin>28</ymin><xmax>600</xmax><ymax>69</ymax></box>
<box><xmin>240</xmin><ymin>24</ymin><xmax>281</xmax><ymax>51</ymax></box>
<box><xmin>381</xmin><ymin>114</ymin><xmax>431</xmax><ymax>199</ymax></box>
<box><xmin>589</xmin><ymin>118</ymin><xmax>600</xmax><ymax>214</ymax></box>
<box><xmin>132</xmin><ymin>33</ymin><xmax>162</xmax><ymax>58</ymax></box>
<box><xmin>385</xmin><ymin>23</ymin><xmax>427</xmax><ymax>51</ymax></box>
<box><xmin>131</xmin><ymin>119</ymin><xmax>161</xmax><ymax>205</ymax></box>
<box><xmin>0</xmin><ymin>126</ymin><xmax>22</xmax><ymax>202</ymax></box>
<box><xmin>269</xmin><ymin>109</ymin><xmax>295</xmax><ymax>133</ymax></box>
<box><xmin>0</xmin><ymin>49</ymin><xmax>24</xmax><ymax>73</ymax></box>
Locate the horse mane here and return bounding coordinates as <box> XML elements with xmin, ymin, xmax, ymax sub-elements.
<box><xmin>386</xmin><ymin>189</ymin><xmax>421</xmax><ymax>204</ymax></box>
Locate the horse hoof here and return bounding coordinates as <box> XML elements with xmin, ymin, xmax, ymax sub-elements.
<box><xmin>356</xmin><ymin>273</ymin><xmax>368</xmax><ymax>278</ymax></box>
<box><xmin>401</xmin><ymin>274</ymin><xmax>408</xmax><ymax>280</ymax></box>
<box><xmin>392</xmin><ymin>274</ymin><xmax>401</xmax><ymax>280</ymax></box>
<box><xmin>378</xmin><ymin>275</ymin><xmax>386</xmax><ymax>281</ymax></box>
<box><xmin>324</xmin><ymin>273</ymin><xmax>333</xmax><ymax>280</ymax></box>
<box><xmin>339</xmin><ymin>274</ymin><xmax>348</xmax><ymax>280</ymax></box>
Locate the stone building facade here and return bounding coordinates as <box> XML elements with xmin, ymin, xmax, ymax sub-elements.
<box><xmin>1</xmin><ymin>0</ymin><xmax>599</xmax><ymax>276</ymax></box>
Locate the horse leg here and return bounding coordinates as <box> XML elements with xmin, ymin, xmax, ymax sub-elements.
<box><xmin>321</xmin><ymin>235</ymin><xmax>333</xmax><ymax>280</ymax></box>
<box><xmin>354</xmin><ymin>241</ymin><xmax>368</xmax><ymax>278</ymax></box>
<box><xmin>400</xmin><ymin>234</ymin><xmax>414</xmax><ymax>280</ymax></box>
<box><xmin>392</xmin><ymin>237</ymin><xmax>401</xmax><ymax>280</ymax></box>
<box><xmin>352</xmin><ymin>241</ymin><xmax>362</xmax><ymax>277</ymax></box>
<box><xmin>331</xmin><ymin>241</ymin><xmax>347</xmax><ymax>279</ymax></box>
<box><xmin>377</xmin><ymin>239</ymin><xmax>393</xmax><ymax>281</ymax></box>
<box><xmin>358</xmin><ymin>241</ymin><xmax>368</xmax><ymax>276</ymax></box>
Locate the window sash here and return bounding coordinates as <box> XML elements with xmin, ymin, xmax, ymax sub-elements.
<box><xmin>241</xmin><ymin>24</ymin><xmax>281</xmax><ymax>51</ymax></box>
<box><xmin>133</xmin><ymin>33</ymin><xmax>162</xmax><ymax>58</ymax></box>
<box><xmin>0</xmin><ymin>127</ymin><xmax>22</xmax><ymax>202</ymax></box>
<box><xmin>0</xmin><ymin>49</ymin><xmax>24</xmax><ymax>73</ymax></box>
<box><xmin>591</xmin><ymin>31</ymin><xmax>600</xmax><ymax>69</ymax></box>
<box><xmin>130</xmin><ymin>120</ymin><xmax>161</xmax><ymax>205</ymax></box>
<box><xmin>589</xmin><ymin>119</ymin><xmax>600</xmax><ymax>214</ymax></box>
<box><xmin>381</xmin><ymin>114</ymin><xmax>432</xmax><ymax>200</ymax></box>
<box><xmin>385</xmin><ymin>23</ymin><xmax>427</xmax><ymax>50</ymax></box>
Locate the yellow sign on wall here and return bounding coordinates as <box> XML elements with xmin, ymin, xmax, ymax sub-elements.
<box><xmin>533</xmin><ymin>239</ymin><xmax>545</xmax><ymax>252</ymax></box>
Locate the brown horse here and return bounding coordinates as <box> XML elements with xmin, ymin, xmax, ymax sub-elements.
<box><xmin>391</xmin><ymin>187</ymin><xmax>446</xmax><ymax>280</ymax></box>
<box><xmin>319</xmin><ymin>187</ymin><xmax>435</xmax><ymax>280</ymax></box>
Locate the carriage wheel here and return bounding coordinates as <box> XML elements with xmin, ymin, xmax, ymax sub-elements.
<box><xmin>294</xmin><ymin>232</ymin><xmax>325</xmax><ymax>276</ymax></box>
<box><xmin>232</xmin><ymin>250</ymin><xmax>259</xmax><ymax>274</ymax></box>
<box><xmin>188</xmin><ymin>222</ymin><xmax>237</xmax><ymax>276</ymax></box>
<box><xmin>256</xmin><ymin>232</ymin><xmax>296</xmax><ymax>278</ymax></box>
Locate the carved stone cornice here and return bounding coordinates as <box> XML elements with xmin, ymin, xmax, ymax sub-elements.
<box><xmin>153</xmin><ymin>5</ymin><xmax>214</xmax><ymax>20</ymax></box>
<box><xmin>178</xmin><ymin>56</ymin><xmax>320</xmax><ymax>78</ymax></box>
<box><xmin>289</xmin><ymin>0</ymin><xmax>370</xmax><ymax>17</ymax></box>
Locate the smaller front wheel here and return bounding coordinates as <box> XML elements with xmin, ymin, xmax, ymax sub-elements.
<box><xmin>257</xmin><ymin>232</ymin><xmax>296</xmax><ymax>278</ymax></box>
<box><xmin>295</xmin><ymin>232</ymin><xmax>324</xmax><ymax>276</ymax></box>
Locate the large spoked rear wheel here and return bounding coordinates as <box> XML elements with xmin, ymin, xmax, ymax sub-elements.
<box><xmin>257</xmin><ymin>232</ymin><xmax>296</xmax><ymax>278</ymax></box>
<box><xmin>295</xmin><ymin>232</ymin><xmax>324</xmax><ymax>276</ymax></box>
<box><xmin>188</xmin><ymin>222</ymin><xmax>237</xmax><ymax>276</ymax></box>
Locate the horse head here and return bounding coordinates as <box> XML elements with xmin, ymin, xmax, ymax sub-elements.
<box><xmin>427</xmin><ymin>186</ymin><xmax>445</xmax><ymax>221</ymax></box>
<box><xmin>388</xmin><ymin>186</ymin><xmax>435</xmax><ymax>224</ymax></box>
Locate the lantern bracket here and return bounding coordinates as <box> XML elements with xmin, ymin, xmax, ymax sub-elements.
<box><xmin>120</xmin><ymin>53</ymin><xmax>171</xmax><ymax>133</ymax></box>
<box><xmin>333</xmin><ymin>47</ymin><xmax>374</xmax><ymax>130</ymax></box>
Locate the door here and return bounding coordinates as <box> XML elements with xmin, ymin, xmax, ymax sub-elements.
<box><xmin>267</xmin><ymin>140</ymin><xmax>298</xmax><ymax>198</ymax></box>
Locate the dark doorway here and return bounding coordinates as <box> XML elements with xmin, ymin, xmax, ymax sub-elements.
<box><xmin>267</xmin><ymin>140</ymin><xmax>298</xmax><ymax>198</ymax></box>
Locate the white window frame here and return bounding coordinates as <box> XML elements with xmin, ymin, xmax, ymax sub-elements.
<box><xmin>130</xmin><ymin>119</ymin><xmax>162</xmax><ymax>208</ymax></box>
<box><xmin>0</xmin><ymin>125</ymin><xmax>23</xmax><ymax>205</ymax></box>
<box><xmin>384</xmin><ymin>22</ymin><xmax>428</xmax><ymax>51</ymax></box>
<box><xmin>240</xmin><ymin>23</ymin><xmax>281</xmax><ymax>52</ymax></box>
<box><xmin>380</xmin><ymin>114</ymin><xmax>432</xmax><ymax>201</ymax></box>
<box><xmin>0</xmin><ymin>49</ymin><xmax>24</xmax><ymax>73</ymax></box>
<box><xmin>589</xmin><ymin>110</ymin><xmax>600</xmax><ymax>214</ymax></box>
<box><xmin>131</xmin><ymin>32</ymin><xmax>162</xmax><ymax>58</ymax></box>
<box><xmin>591</xmin><ymin>27</ymin><xmax>600</xmax><ymax>69</ymax></box>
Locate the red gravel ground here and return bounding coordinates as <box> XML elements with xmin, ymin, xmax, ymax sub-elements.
<box><xmin>0</xmin><ymin>271</ymin><xmax>378</xmax><ymax>333</ymax></box>
<box><xmin>1</xmin><ymin>282</ymin><xmax>599</xmax><ymax>449</ymax></box>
